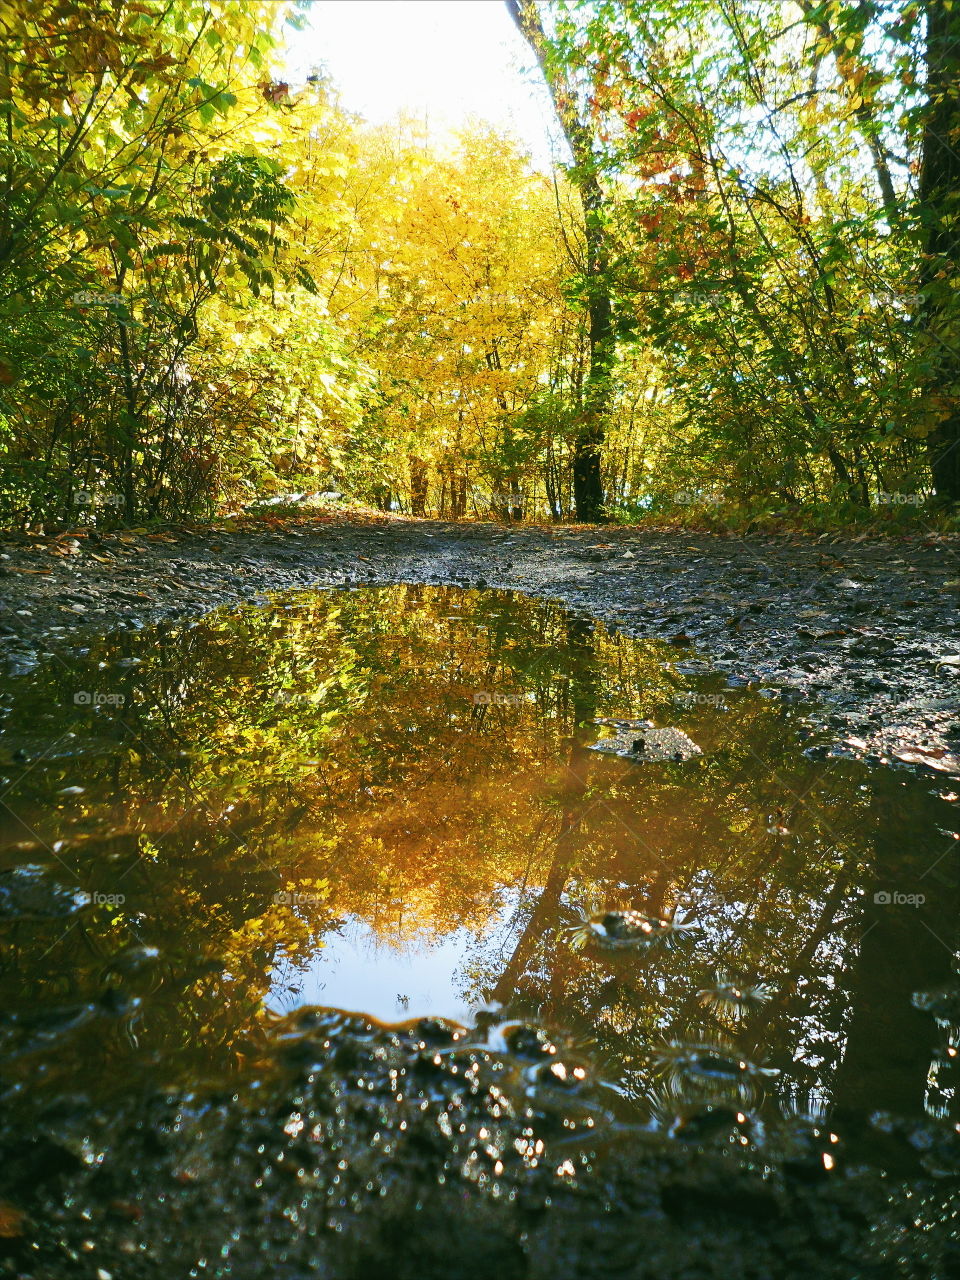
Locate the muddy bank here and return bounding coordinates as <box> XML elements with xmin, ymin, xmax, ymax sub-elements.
<box><xmin>1</xmin><ymin>514</ymin><xmax>959</xmax><ymax>774</ymax></box>
<box><xmin>0</xmin><ymin>1007</ymin><xmax>943</xmax><ymax>1280</ymax></box>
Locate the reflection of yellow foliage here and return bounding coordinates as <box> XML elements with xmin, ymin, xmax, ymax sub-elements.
<box><xmin>1</xmin><ymin>585</ymin><xmax>890</xmax><ymax>1101</ymax></box>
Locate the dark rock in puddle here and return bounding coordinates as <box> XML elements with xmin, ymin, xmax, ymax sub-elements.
<box><xmin>589</xmin><ymin>721</ymin><xmax>703</xmax><ymax>762</ymax></box>
<box><xmin>0</xmin><ymin>864</ymin><xmax>90</xmax><ymax>920</ymax></box>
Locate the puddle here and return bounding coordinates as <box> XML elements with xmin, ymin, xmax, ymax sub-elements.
<box><xmin>1</xmin><ymin>585</ymin><xmax>959</xmax><ymax>1196</ymax></box>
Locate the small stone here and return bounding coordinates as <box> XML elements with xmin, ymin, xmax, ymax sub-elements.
<box><xmin>590</xmin><ymin>725</ymin><xmax>702</xmax><ymax>763</ymax></box>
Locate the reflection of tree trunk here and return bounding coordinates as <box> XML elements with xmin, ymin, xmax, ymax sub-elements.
<box><xmin>643</xmin><ymin>864</ymin><xmax>673</xmax><ymax>919</ymax></box>
<box><xmin>490</xmin><ymin>616</ymin><xmax>599</xmax><ymax>1002</ymax></box>
<box><xmin>832</xmin><ymin>791</ymin><xmax>958</xmax><ymax>1133</ymax></box>
<box><xmin>490</xmin><ymin>778</ymin><xmax>586</xmax><ymax>1003</ymax></box>
<box><xmin>725</xmin><ymin>872</ymin><xmax>854</xmax><ymax>1055</ymax></box>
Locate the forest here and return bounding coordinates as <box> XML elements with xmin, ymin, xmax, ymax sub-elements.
<box><xmin>3</xmin><ymin>5</ymin><xmax>960</xmax><ymax>1277</ymax></box>
<box><xmin>1</xmin><ymin>0</ymin><xmax>958</xmax><ymax>530</ymax></box>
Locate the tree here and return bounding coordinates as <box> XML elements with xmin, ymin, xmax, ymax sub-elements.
<box><xmin>0</xmin><ymin>0</ymin><xmax>310</xmax><ymax>524</ymax></box>
<box><xmin>3</xmin><ymin>0</ymin><xmax>956</xmax><ymax>529</ymax></box>
<box><xmin>507</xmin><ymin>0</ymin><xmax>614</xmax><ymax>521</ymax></box>
<box><xmin>313</xmin><ymin>121</ymin><xmax>581</xmax><ymax>518</ymax></box>
<box><xmin>519</xmin><ymin>0</ymin><xmax>953</xmax><ymax>516</ymax></box>
<box><xmin>918</xmin><ymin>0</ymin><xmax>960</xmax><ymax>503</ymax></box>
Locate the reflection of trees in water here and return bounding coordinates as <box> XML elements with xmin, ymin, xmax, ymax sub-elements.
<box><xmin>832</xmin><ymin>787</ymin><xmax>960</xmax><ymax>1144</ymax></box>
<box><xmin>0</xmin><ymin>585</ymin><xmax>956</xmax><ymax>1135</ymax></box>
<box><xmin>470</xmin><ymin>645</ymin><xmax>960</xmax><ymax>1128</ymax></box>
<box><xmin>0</xmin><ymin>587</ymin><xmax>644</xmax><ymax>1091</ymax></box>
<box><xmin>490</xmin><ymin>613</ymin><xmax>599</xmax><ymax>1005</ymax></box>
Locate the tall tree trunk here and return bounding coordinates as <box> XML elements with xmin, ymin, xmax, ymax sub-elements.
<box><xmin>116</xmin><ymin>320</ymin><xmax>138</xmax><ymax>523</ymax></box>
<box><xmin>507</xmin><ymin>0</ymin><xmax>612</xmax><ymax>521</ymax></box>
<box><xmin>409</xmin><ymin>455</ymin><xmax>429</xmax><ymax>516</ymax></box>
<box><xmin>919</xmin><ymin>0</ymin><xmax>960</xmax><ymax>502</ymax></box>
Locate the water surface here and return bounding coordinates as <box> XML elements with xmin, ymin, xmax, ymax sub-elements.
<box><xmin>1</xmin><ymin>585</ymin><xmax>958</xmax><ymax>1153</ymax></box>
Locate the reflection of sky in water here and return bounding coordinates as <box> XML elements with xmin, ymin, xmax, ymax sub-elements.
<box><xmin>267</xmin><ymin>903</ymin><xmax>521</xmax><ymax>1024</ymax></box>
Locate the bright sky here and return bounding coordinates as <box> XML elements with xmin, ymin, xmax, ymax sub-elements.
<box><xmin>285</xmin><ymin>0</ymin><xmax>561</xmax><ymax>168</ymax></box>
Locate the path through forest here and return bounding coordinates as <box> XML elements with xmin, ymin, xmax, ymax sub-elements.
<box><xmin>3</xmin><ymin>517</ymin><xmax>959</xmax><ymax>775</ymax></box>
